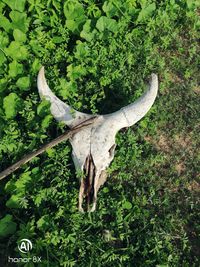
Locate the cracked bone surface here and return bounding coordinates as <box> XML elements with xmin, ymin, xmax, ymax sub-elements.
<box><xmin>37</xmin><ymin>67</ymin><xmax>158</xmax><ymax>212</ymax></box>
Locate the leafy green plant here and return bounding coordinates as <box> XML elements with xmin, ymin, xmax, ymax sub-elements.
<box><xmin>64</xmin><ymin>1</ymin><xmax>86</xmax><ymax>34</ymax></box>
<box><xmin>3</xmin><ymin>92</ymin><xmax>22</xmax><ymax>119</ymax></box>
<box><xmin>0</xmin><ymin>214</ymin><xmax>17</xmax><ymax>238</ymax></box>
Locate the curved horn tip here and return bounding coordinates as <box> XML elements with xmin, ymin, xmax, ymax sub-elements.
<box><xmin>150</xmin><ymin>73</ymin><xmax>158</xmax><ymax>83</ymax></box>
<box><xmin>151</xmin><ymin>73</ymin><xmax>157</xmax><ymax>77</ymax></box>
<box><xmin>149</xmin><ymin>73</ymin><xmax>158</xmax><ymax>92</ymax></box>
<box><xmin>39</xmin><ymin>66</ymin><xmax>45</xmax><ymax>75</ymax></box>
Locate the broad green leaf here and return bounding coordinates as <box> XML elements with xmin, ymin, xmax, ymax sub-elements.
<box><xmin>96</xmin><ymin>16</ymin><xmax>107</xmax><ymax>32</ymax></box>
<box><xmin>96</xmin><ymin>16</ymin><xmax>118</xmax><ymax>32</ymax></box>
<box><xmin>9</xmin><ymin>10</ymin><xmax>29</xmax><ymax>33</ymax></box>
<box><xmin>137</xmin><ymin>3</ymin><xmax>156</xmax><ymax>22</ymax></box>
<box><xmin>46</xmin><ymin>148</ymin><xmax>55</xmax><ymax>158</ymax></box>
<box><xmin>3</xmin><ymin>92</ymin><xmax>21</xmax><ymax>119</ymax></box>
<box><xmin>0</xmin><ymin>214</ymin><xmax>17</xmax><ymax>238</ymax></box>
<box><xmin>41</xmin><ymin>114</ymin><xmax>53</xmax><ymax>129</ymax></box>
<box><xmin>64</xmin><ymin>1</ymin><xmax>86</xmax><ymax>33</ymax></box>
<box><xmin>186</xmin><ymin>0</ymin><xmax>195</xmax><ymax>9</ymax></box>
<box><xmin>102</xmin><ymin>1</ymin><xmax>118</xmax><ymax>17</ymax></box>
<box><xmin>5</xmin><ymin>41</ymin><xmax>28</xmax><ymax>60</ymax></box>
<box><xmin>0</xmin><ymin>31</ymin><xmax>9</xmax><ymax>48</ymax></box>
<box><xmin>32</xmin><ymin>167</ymin><xmax>40</xmax><ymax>175</ymax></box>
<box><xmin>7</xmin><ymin>143</ymin><xmax>17</xmax><ymax>152</ymax></box>
<box><xmin>3</xmin><ymin>0</ymin><xmax>26</xmax><ymax>12</ymax></box>
<box><xmin>187</xmin><ymin>0</ymin><xmax>200</xmax><ymax>9</ymax></box>
<box><xmin>64</xmin><ymin>1</ymin><xmax>85</xmax><ymax>20</ymax></box>
<box><xmin>8</xmin><ymin>60</ymin><xmax>23</xmax><ymax>77</ymax></box>
<box><xmin>0</xmin><ymin>14</ymin><xmax>12</xmax><ymax>32</ymax></box>
<box><xmin>122</xmin><ymin>201</ymin><xmax>133</xmax><ymax>210</ymax></box>
<box><xmin>13</xmin><ymin>29</ymin><xmax>27</xmax><ymax>42</ymax></box>
<box><xmin>102</xmin><ymin>187</ymin><xmax>109</xmax><ymax>193</ymax></box>
<box><xmin>65</xmin><ymin>19</ymin><xmax>79</xmax><ymax>33</ymax></box>
<box><xmin>6</xmin><ymin>194</ymin><xmax>23</xmax><ymax>208</ymax></box>
<box><xmin>80</xmin><ymin>19</ymin><xmax>91</xmax><ymax>32</ymax></box>
<box><xmin>75</xmin><ymin>41</ymin><xmax>89</xmax><ymax>59</ymax></box>
<box><xmin>15</xmin><ymin>172</ymin><xmax>32</xmax><ymax>192</ymax></box>
<box><xmin>0</xmin><ymin>2</ymin><xmax>6</xmax><ymax>12</ymax></box>
<box><xmin>16</xmin><ymin>76</ymin><xmax>30</xmax><ymax>90</ymax></box>
<box><xmin>80</xmin><ymin>20</ymin><xmax>95</xmax><ymax>42</ymax></box>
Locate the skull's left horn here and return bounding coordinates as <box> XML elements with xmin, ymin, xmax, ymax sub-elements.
<box><xmin>37</xmin><ymin>67</ymin><xmax>92</xmax><ymax>128</ymax></box>
<box><xmin>105</xmin><ymin>73</ymin><xmax>158</xmax><ymax>130</ymax></box>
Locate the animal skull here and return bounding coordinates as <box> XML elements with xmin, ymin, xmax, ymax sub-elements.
<box><xmin>37</xmin><ymin>67</ymin><xmax>158</xmax><ymax>212</ymax></box>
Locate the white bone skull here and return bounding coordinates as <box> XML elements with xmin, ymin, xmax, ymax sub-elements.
<box><xmin>37</xmin><ymin>67</ymin><xmax>158</xmax><ymax>212</ymax></box>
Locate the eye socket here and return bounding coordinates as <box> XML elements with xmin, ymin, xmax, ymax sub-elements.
<box><xmin>108</xmin><ymin>144</ymin><xmax>116</xmax><ymax>157</ymax></box>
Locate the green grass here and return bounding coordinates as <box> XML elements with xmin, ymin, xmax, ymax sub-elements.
<box><xmin>0</xmin><ymin>0</ymin><xmax>200</xmax><ymax>266</ymax></box>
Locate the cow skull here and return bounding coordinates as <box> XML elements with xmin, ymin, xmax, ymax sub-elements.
<box><xmin>37</xmin><ymin>67</ymin><xmax>158</xmax><ymax>212</ymax></box>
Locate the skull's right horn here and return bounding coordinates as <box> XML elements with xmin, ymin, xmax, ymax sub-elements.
<box><xmin>105</xmin><ymin>73</ymin><xmax>158</xmax><ymax>131</ymax></box>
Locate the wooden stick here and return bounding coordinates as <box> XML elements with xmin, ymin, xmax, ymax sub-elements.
<box><xmin>0</xmin><ymin>117</ymin><xmax>97</xmax><ymax>181</ymax></box>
